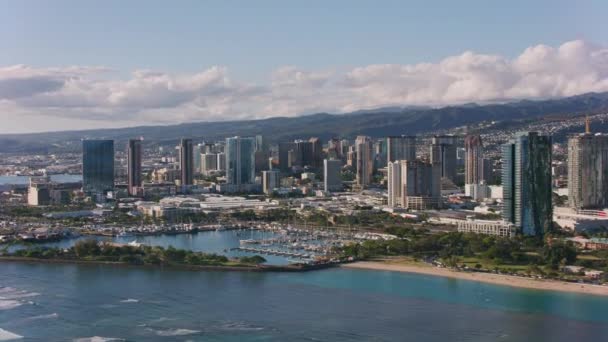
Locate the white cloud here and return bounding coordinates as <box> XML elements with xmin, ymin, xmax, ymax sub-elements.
<box><xmin>1</xmin><ymin>39</ymin><xmax>608</xmax><ymax>133</ymax></box>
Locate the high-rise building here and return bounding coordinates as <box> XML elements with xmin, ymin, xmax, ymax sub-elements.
<box><xmin>347</xmin><ymin>146</ymin><xmax>357</xmax><ymax>167</ymax></box>
<box><xmin>193</xmin><ymin>143</ymin><xmax>202</xmax><ymax>173</ymax></box>
<box><xmin>262</xmin><ymin>170</ymin><xmax>280</xmax><ymax>194</ymax></box>
<box><xmin>324</xmin><ymin>159</ymin><xmax>342</xmax><ymax>192</ymax></box>
<box><xmin>255</xmin><ymin>135</ymin><xmax>264</xmax><ymax>152</ymax></box>
<box><xmin>279</xmin><ymin>142</ymin><xmax>297</xmax><ymax>171</ymax></box>
<box><xmin>201</xmin><ymin>153</ymin><xmax>218</xmax><ymax>175</ymax></box>
<box><xmin>296</xmin><ymin>140</ymin><xmax>314</xmax><ymax>167</ymax></box>
<box><xmin>178</xmin><ymin>139</ymin><xmax>194</xmax><ymax>186</ymax></box>
<box><xmin>430</xmin><ymin>135</ymin><xmax>457</xmax><ymax>182</ymax></box>
<box><xmin>464</xmin><ymin>135</ymin><xmax>483</xmax><ymax>185</ymax></box>
<box><xmin>355</xmin><ymin>136</ymin><xmax>374</xmax><ymax>188</ymax></box>
<box><xmin>254</xmin><ymin>150</ymin><xmax>270</xmax><ymax>173</ymax></box>
<box><xmin>374</xmin><ymin>139</ymin><xmax>387</xmax><ymax>168</ymax></box>
<box><xmin>216</xmin><ymin>153</ymin><xmax>226</xmax><ymax>171</ymax></box>
<box><xmin>27</xmin><ymin>177</ymin><xmax>50</xmax><ymax>206</ymax></box>
<box><xmin>278</xmin><ymin>139</ymin><xmax>318</xmax><ymax>170</ymax></box>
<box><xmin>568</xmin><ymin>119</ymin><xmax>608</xmax><ymax>209</ymax></box>
<box><xmin>387</xmin><ymin>136</ymin><xmax>416</xmax><ymax>163</ymax></box>
<box><xmin>502</xmin><ymin>132</ymin><xmax>552</xmax><ymax>236</ymax></box>
<box><xmin>388</xmin><ymin>159</ymin><xmax>441</xmax><ymax>210</ymax></box>
<box><xmin>309</xmin><ymin>137</ymin><xmax>323</xmax><ymax>168</ymax></box>
<box><xmin>327</xmin><ymin>138</ymin><xmax>342</xmax><ymax>159</ymax></box>
<box><xmin>225</xmin><ymin>136</ymin><xmax>255</xmax><ymax>186</ymax></box>
<box><xmin>202</xmin><ymin>142</ymin><xmax>216</xmax><ymax>154</ymax></box>
<box><xmin>464</xmin><ymin>135</ymin><xmax>489</xmax><ymax>200</ymax></box>
<box><xmin>27</xmin><ymin>177</ymin><xmax>78</xmax><ymax>206</ymax></box>
<box><xmin>82</xmin><ymin>140</ymin><xmax>114</xmax><ymax>198</ymax></box>
<box><xmin>387</xmin><ymin>161</ymin><xmax>402</xmax><ymax>207</ymax></box>
<box><xmin>127</xmin><ymin>138</ymin><xmax>143</xmax><ymax>196</ymax></box>
<box><xmin>340</xmin><ymin>139</ymin><xmax>350</xmax><ymax>158</ymax></box>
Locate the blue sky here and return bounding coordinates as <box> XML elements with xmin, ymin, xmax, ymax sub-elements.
<box><xmin>2</xmin><ymin>0</ymin><xmax>605</xmax><ymax>79</ymax></box>
<box><xmin>1</xmin><ymin>0</ymin><xmax>608</xmax><ymax>133</ymax></box>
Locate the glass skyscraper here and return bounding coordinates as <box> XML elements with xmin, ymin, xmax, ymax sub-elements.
<box><xmin>387</xmin><ymin>135</ymin><xmax>416</xmax><ymax>163</ymax></box>
<box><xmin>179</xmin><ymin>138</ymin><xmax>194</xmax><ymax>186</ymax></box>
<box><xmin>501</xmin><ymin>132</ymin><xmax>552</xmax><ymax>236</ymax></box>
<box><xmin>127</xmin><ymin>138</ymin><xmax>142</xmax><ymax>196</ymax></box>
<box><xmin>430</xmin><ymin>135</ymin><xmax>458</xmax><ymax>183</ymax></box>
<box><xmin>226</xmin><ymin>136</ymin><xmax>255</xmax><ymax>186</ymax></box>
<box><xmin>82</xmin><ymin>140</ymin><xmax>115</xmax><ymax>197</ymax></box>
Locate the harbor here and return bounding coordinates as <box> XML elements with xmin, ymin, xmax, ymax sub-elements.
<box><xmin>1</xmin><ymin>222</ymin><xmax>396</xmax><ymax>266</ymax></box>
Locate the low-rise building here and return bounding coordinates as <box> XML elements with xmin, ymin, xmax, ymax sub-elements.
<box><xmin>554</xmin><ymin>207</ymin><xmax>608</xmax><ymax>231</ymax></box>
<box><xmin>457</xmin><ymin>218</ymin><xmax>517</xmax><ymax>237</ymax></box>
<box><xmin>566</xmin><ymin>236</ymin><xmax>608</xmax><ymax>250</ymax></box>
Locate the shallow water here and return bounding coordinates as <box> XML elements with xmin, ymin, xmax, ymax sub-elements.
<box><xmin>1</xmin><ymin>262</ymin><xmax>607</xmax><ymax>341</ymax></box>
<box><xmin>8</xmin><ymin>229</ymin><xmax>292</xmax><ymax>265</ymax></box>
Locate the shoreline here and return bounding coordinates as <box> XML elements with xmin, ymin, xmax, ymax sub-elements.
<box><xmin>0</xmin><ymin>256</ymin><xmax>335</xmax><ymax>273</ymax></box>
<box><xmin>342</xmin><ymin>261</ymin><xmax>608</xmax><ymax>297</ymax></box>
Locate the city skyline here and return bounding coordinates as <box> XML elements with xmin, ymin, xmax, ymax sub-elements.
<box><xmin>4</xmin><ymin>3</ymin><xmax>608</xmax><ymax>340</ymax></box>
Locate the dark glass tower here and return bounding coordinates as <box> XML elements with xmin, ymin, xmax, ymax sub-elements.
<box><xmin>179</xmin><ymin>138</ymin><xmax>194</xmax><ymax>186</ymax></box>
<box><xmin>226</xmin><ymin>136</ymin><xmax>255</xmax><ymax>185</ymax></box>
<box><xmin>430</xmin><ymin>135</ymin><xmax>457</xmax><ymax>182</ymax></box>
<box><xmin>387</xmin><ymin>136</ymin><xmax>416</xmax><ymax>163</ymax></box>
<box><xmin>502</xmin><ymin>132</ymin><xmax>552</xmax><ymax>236</ymax></box>
<box><xmin>127</xmin><ymin>138</ymin><xmax>143</xmax><ymax>196</ymax></box>
<box><xmin>278</xmin><ymin>142</ymin><xmax>297</xmax><ymax>171</ymax></box>
<box><xmin>82</xmin><ymin>140</ymin><xmax>114</xmax><ymax>197</ymax></box>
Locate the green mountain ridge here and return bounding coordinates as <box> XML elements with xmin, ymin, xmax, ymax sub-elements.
<box><xmin>2</xmin><ymin>92</ymin><xmax>608</xmax><ymax>153</ymax></box>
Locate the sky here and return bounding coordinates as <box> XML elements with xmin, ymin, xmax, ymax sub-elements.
<box><xmin>1</xmin><ymin>0</ymin><xmax>608</xmax><ymax>133</ymax></box>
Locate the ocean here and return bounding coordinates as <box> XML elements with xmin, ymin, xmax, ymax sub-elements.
<box><xmin>0</xmin><ymin>262</ymin><xmax>607</xmax><ymax>341</ymax></box>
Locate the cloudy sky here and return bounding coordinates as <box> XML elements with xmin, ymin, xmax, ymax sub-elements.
<box><xmin>1</xmin><ymin>0</ymin><xmax>607</xmax><ymax>133</ymax></box>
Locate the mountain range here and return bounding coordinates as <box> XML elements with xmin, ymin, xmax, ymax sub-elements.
<box><xmin>2</xmin><ymin>92</ymin><xmax>608</xmax><ymax>153</ymax></box>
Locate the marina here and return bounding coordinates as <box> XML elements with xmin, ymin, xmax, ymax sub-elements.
<box><xmin>1</xmin><ymin>223</ymin><xmax>397</xmax><ymax>265</ymax></box>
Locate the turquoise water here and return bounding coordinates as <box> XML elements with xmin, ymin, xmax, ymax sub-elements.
<box><xmin>0</xmin><ymin>263</ymin><xmax>607</xmax><ymax>341</ymax></box>
<box><xmin>8</xmin><ymin>230</ymin><xmax>292</xmax><ymax>265</ymax></box>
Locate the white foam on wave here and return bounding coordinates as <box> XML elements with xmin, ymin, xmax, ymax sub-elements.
<box><xmin>0</xmin><ymin>292</ymin><xmax>40</xmax><ymax>300</ymax></box>
<box><xmin>0</xmin><ymin>328</ymin><xmax>23</xmax><ymax>341</ymax></box>
<box><xmin>0</xmin><ymin>300</ymin><xmax>22</xmax><ymax>311</ymax></box>
<box><xmin>150</xmin><ymin>317</ymin><xmax>176</xmax><ymax>323</ymax></box>
<box><xmin>217</xmin><ymin>321</ymin><xmax>265</xmax><ymax>332</ymax></box>
<box><xmin>73</xmin><ymin>337</ymin><xmax>125</xmax><ymax>342</ymax></box>
<box><xmin>24</xmin><ymin>313</ymin><xmax>59</xmax><ymax>321</ymax></box>
<box><xmin>147</xmin><ymin>328</ymin><xmax>201</xmax><ymax>337</ymax></box>
<box><xmin>119</xmin><ymin>298</ymin><xmax>138</xmax><ymax>303</ymax></box>
<box><xmin>0</xmin><ymin>287</ymin><xmax>17</xmax><ymax>294</ymax></box>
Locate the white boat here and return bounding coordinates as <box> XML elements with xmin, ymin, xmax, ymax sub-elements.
<box><xmin>127</xmin><ymin>240</ymin><xmax>142</xmax><ymax>247</ymax></box>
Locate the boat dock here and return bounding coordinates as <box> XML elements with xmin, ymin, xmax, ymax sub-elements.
<box><xmin>232</xmin><ymin>247</ymin><xmax>313</xmax><ymax>259</ymax></box>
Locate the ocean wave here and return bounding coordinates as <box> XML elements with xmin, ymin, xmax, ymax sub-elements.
<box><xmin>0</xmin><ymin>287</ymin><xmax>17</xmax><ymax>294</ymax></box>
<box><xmin>23</xmin><ymin>313</ymin><xmax>59</xmax><ymax>321</ymax></box>
<box><xmin>148</xmin><ymin>317</ymin><xmax>176</xmax><ymax>324</ymax></box>
<box><xmin>0</xmin><ymin>300</ymin><xmax>22</xmax><ymax>311</ymax></box>
<box><xmin>99</xmin><ymin>304</ymin><xmax>117</xmax><ymax>309</ymax></box>
<box><xmin>119</xmin><ymin>298</ymin><xmax>139</xmax><ymax>303</ymax></box>
<box><xmin>0</xmin><ymin>292</ymin><xmax>40</xmax><ymax>300</ymax></box>
<box><xmin>73</xmin><ymin>337</ymin><xmax>125</xmax><ymax>342</ymax></box>
<box><xmin>0</xmin><ymin>328</ymin><xmax>23</xmax><ymax>341</ymax></box>
<box><xmin>147</xmin><ymin>328</ymin><xmax>201</xmax><ymax>337</ymax></box>
<box><xmin>217</xmin><ymin>321</ymin><xmax>265</xmax><ymax>332</ymax></box>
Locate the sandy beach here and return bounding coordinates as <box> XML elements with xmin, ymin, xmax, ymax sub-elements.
<box><xmin>343</xmin><ymin>261</ymin><xmax>608</xmax><ymax>297</ymax></box>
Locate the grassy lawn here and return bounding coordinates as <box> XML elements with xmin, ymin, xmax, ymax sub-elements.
<box><xmin>577</xmin><ymin>254</ymin><xmax>603</xmax><ymax>261</ymax></box>
<box><xmin>457</xmin><ymin>256</ymin><xmax>531</xmax><ymax>273</ymax></box>
<box><xmin>370</xmin><ymin>256</ymin><xmax>430</xmax><ymax>267</ymax></box>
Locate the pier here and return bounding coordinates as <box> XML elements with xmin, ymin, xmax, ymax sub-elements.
<box><xmin>232</xmin><ymin>247</ymin><xmax>313</xmax><ymax>259</ymax></box>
